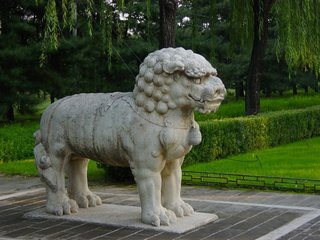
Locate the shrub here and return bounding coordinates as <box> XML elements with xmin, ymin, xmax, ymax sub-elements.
<box><xmin>185</xmin><ymin>106</ymin><xmax>320</xmax><ymax>165</ymax></box>
<box><xmin>266</xmin><ymin>107</ymin><xmax>320</xmax><ymax>145</ymax></box>
<box><xmin>0</xmin><ymin>122</ymin><xmax>38</xmax><ymax>162</ymax></box>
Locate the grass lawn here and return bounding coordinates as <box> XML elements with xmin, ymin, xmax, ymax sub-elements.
<box><xmin>0</xmin><ymin>159</ymin><xmax>106</xmax><ymax>182</ymax></box>
<box><xmin>183</xmin><ymin>136</ymin><xmax>320</xmax><ymax>180</ymax></box>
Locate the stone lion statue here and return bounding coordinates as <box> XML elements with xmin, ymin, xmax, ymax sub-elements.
<box><xmin>34</xmin><ymin>47</ymin><xmax>226</xmax><ymax>227</ymax></box>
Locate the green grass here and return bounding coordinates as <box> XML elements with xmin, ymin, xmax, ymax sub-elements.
<box><xmin>0</xmin><ymin>159</ymin><xmax>106</xmax><ymax>182</ymax></box>
<box><xmin>183</xmin><ymin>136</ymin><xmax>320</xmax><ymax>179</ymax></box>
<box><xmin>196</xmin><ymin>92</ymin><xmax>320</xmax><ymax>121</ymax></box>
<box><xmin>0</xmin><ymin>121</ymin><xmax>39</xmax><ymax>161</ymax></box>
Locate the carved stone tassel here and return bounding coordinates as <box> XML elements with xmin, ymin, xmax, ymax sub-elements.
<box><xmin>188</xmin><ymin>125</ymin><xmax>202</xmax><ymax>146</ymax></box>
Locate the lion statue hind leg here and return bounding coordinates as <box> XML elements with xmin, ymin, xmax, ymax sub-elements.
<box><xmin>65</xmin><ymin>156</ymin><xmax>102</xmax><ymax>208</ymax></box>
<box><xmin>34</xmin><ymin>131</ymin><xmax>79</xmax><ymax>216</ymax></box>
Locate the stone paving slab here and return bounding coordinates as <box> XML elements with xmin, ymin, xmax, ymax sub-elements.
<box><xmin>1</xmin><ymin>175</ymin><xmax>320</xmax><ymax>239</ymax></box>
<box><xmin>0</xmin><ymin>174</ymin><xmax>42</xmax><ymax>196</ymax></box>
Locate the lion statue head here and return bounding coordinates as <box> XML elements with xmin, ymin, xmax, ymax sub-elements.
<box><xmin>133</xmin><ymin>47</ymin><xmax>226</xmax><ymax>115</ymax></box>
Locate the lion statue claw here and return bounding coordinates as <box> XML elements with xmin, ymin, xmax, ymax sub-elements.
<box><xmin>34</xmin><ymin>47</ymin><xmax>226</xmax><ymax>226</ymax></box>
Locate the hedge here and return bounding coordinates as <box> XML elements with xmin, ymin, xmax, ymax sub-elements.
<box><xmin>185</xmin><ymin>105</ymin><xmax>320</xmax><ymax>165</ymax></box>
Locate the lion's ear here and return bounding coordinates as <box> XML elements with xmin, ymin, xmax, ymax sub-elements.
<box><xmin>163</xmin><ymin>60</ymin><xmax>184</xmax><ymax>74</ymax></box>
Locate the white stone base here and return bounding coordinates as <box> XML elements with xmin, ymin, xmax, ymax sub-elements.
<box><xmin>25</xmin><ymin>204</ymin><xmax>218</xmax><ymax>234</ymax></box>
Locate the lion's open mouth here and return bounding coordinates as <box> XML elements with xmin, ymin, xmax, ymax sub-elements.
<box><xmin>188</xmin><ymin>94</ymin><xmax>223</xmax><ymax>113</ymax></box>
<box><xmin>188</xmin><ymin>94</ymin><xmax>223</xmax><ymax>105</ymax></box>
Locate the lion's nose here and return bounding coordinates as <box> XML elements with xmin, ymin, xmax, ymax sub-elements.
<box><xmin>214</xmin><ymin>86</ymin><xmax>227</xmax><ymax>98</ymax></box>
<box><xmin>205</xmin><ymin>76</ymin><xmax>226</xmax><ymax>100</ymax></box>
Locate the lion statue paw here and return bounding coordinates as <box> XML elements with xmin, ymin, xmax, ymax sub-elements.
<box><xmin>71</xmin><ymin>192</ymin><xmax>102</xmax><ymax>208</ymax></box>
<box><xmin>142</xmin><ymin>207</ymin><xmax>177</xmax><ymax>227</ymax></box>
<box><xmin>46</xmin><ymin>196</ymin><xmax>79</xmax><ymax>216</ymax></box>
<box><xmin>164</xmin><ymin>200</ymin><xmax>194</xmax><ymax>217</ymax></box>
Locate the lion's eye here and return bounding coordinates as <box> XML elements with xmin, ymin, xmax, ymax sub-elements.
<box><xmin>194</xmin><ymin>79</ymin><xmax>201</xmax><ymax>84</ymax></box>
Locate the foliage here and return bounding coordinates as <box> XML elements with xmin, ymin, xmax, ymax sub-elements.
<box><xmin>274</xmin><ymin>0</ymin><xmax>320</xmax><ymax>76</ymax></box>
<box><xmin>229</xmin><ymin>0</ymin><xmax>320</xmax><ymax>76</ymax></box>
<box><xmin>230</xmin><ymin>0</ymin><xmax>253</xmax><ymax>49</ymax></box>
<box><xmin>0</xmin><ymin>0</ymin><xmax>160</xmax><ymax>122</ymax></box>
<box><xmin>0</xmin><ymin>122</ymin><xmax>39</xmax><ymax>162</ymax></box>
<box><xmin>38</xmin><ymin>0</ymin><xmax>156</xmax><ymax>67</ymax></box>
<box><xmin>40</xmin><ymin>0</ymin><xmax>59</xmax><ymax>65</ymax></box>
<box><xmin>186</xmin><ymin>106</ymin><xmax>320</xmax><ymax>165</ymax></box>
<box><xmin>0</xmin><ymin>0</ymin><xmax>45</xmax><ymax>121</ymax></box>
<box><xmin>1</xmin><ymin>0</ymin><xmax>319</xmax><ymax>122</ymax></box>
<box><xmin>37</xmin><ymin>24</ymin><xmax>157</xmax><ymax>102</ymax></box>
<box><xmin>229</xmin><ymin>0</ymin><xmax>320</xmax><ymax>115</ymax></box>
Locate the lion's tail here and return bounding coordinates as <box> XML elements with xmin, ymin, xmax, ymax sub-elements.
<box><xmin>33</xmin><ymin>130</ymin><xmax>57</xmax><ymax>191</ymax></box>
<box><xmin>33</xmin><ymin>130</ymin><xmax>41</xmax><ymax>146</ymax></box>
<box><xmin>33</xmin><ymin>129</ymin><xmax>50</xmax><ymax>169</ymax></box>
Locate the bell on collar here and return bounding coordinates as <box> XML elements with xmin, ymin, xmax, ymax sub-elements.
<box><xmin>188</xmin><ymin>126</ymin><xmax>202</xmax><ymax>146</ymax></box>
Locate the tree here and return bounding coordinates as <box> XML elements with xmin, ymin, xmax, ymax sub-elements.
<box><xmin>35</xmin><ymin>0</ymin><xmax>320</xmax><ymax>118</ymax></box>
<box><xmin>231</xmin><ymin>0</ymin><xmax>320</xmax><ymax>115</ymax></box>
<box><xmin>246</xmin><ymin>0</ymin><xmax>274</xmax><ymax>114</ymax></box>
<box><xmin>40</xmin><ymin>1</ymin><xmax>143</xmax><ymax>68</ymax></box>
<box><xmin>0</xmin><ymin>0</ymin><xmax>44</xmax><ymax>121</ymax></box>
<box><xmin>159</xmin><ymin>0</ymin><xmax>178</xmax><ymax>48</ymax></box>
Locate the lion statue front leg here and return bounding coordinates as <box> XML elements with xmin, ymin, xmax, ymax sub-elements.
<box><xmin>161</xmin><ymin>158</ymin><xmax>194</xmax><ymax>217</ymax></box>
<box><xmin>130</xmin><ymin>154</ymin><xmax>177</xmax><ymax>227</ymax></box>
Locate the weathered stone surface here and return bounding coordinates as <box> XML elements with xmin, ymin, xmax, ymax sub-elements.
<box><xmin>34</xmin><ymin>47</ymin><xmax>226</xmax><ymax>226</ymax></box>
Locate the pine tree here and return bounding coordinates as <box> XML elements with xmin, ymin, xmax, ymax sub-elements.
<box><xmin>0</xmin><ymin>0</ymin><xmax>44</xmax><ymax>121</ymax></box>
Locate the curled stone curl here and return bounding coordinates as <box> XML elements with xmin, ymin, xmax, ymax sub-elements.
<box><xmin>133</xmin><ymin>47</ymin><xmax>217</xmax><ymax>114</ymax></box>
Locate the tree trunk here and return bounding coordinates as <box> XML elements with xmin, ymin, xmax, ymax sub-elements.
<box><xmin>50</xmin><ymin>95</ymin><xmax>55</xmax><ymax>103</ymax></box>
<box><xmin>245</xmin><ymin>0</ymin><xmax>275</xmax><ymax>115</ymax></box>
<box><xmin>265</xmin><ymin>86</ymin><xmax>272</xmax><ymax>98</ymax></box>
<box><xmin>235</xmin><ymin>81</ymin><xmax>245</xmax><ymax>100</ymax></box>
<box><xmin>279</xmin><ymin>90</ymin><xmax>283</xmax><ymax>96</ymax></box>
<box><xmin>6</xmin><ymin>104</ymin><xmax>14</xmax><ymax>122</ymax></box>
<box><xmin>159</xmin><ymin>0</ymin><xmax>178</xmax><ymax>48</ymax></box>
<box><xmin>292</xmin><ymin>82</ymin><xmax>297</xmax><ymax>95</ymax></box>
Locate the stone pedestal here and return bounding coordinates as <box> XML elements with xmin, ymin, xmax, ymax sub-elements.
<box><xmin>25</xmin><ymin>204</ymin><xmax>218</xmax><ymax>234</ymax></box>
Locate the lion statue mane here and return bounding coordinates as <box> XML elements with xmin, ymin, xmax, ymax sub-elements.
<box><xmin>34</xmin><ymin>47</ymin><xmax>226</xmax><ymax>227</ymax></box>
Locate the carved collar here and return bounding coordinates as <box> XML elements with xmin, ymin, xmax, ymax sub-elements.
<box><xmin>122</xmin><ymin>96</ymin><xmax>195</xmax><ymax>130</ymax></box>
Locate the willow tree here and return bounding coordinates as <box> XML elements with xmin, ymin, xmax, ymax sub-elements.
<box><xmin>39</xmin><ymin>0</ymin><xmax>176</xmax><ymax>64</ymax></box>
<box><xmin>38</xmin><ymin>0</ymin><xmax>116</xmax><ymax>67</ymax></box>
<box><xmin>231</xmin><ymin>0</ymin><xmax>320</xmax><ymax>115</ymax></box>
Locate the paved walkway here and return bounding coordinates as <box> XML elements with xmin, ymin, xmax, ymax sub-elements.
<box><xmin>1</xmin><ymin>174</ymin><xmax>320</xmax><ymax>240</ymax></box>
